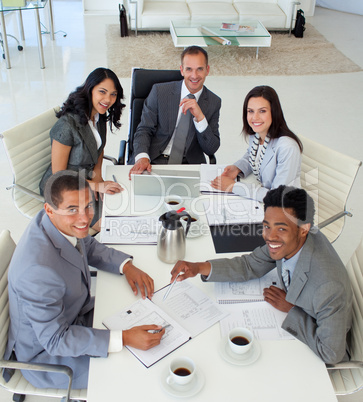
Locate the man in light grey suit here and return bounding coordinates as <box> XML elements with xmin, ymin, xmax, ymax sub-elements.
<box><xmin>170</xmin><ymin>185</ymin><xmax>353</xmax><ymax>364</ymax></box>
<box><xmin>129</xmin><ymin>46</ymin><xmax>221</xmax><ymax>177</ymax></box>
<box><xmin>4</xmin><ymin>171</ymin><xmax>165</xmax><ymax>389</ymax></box>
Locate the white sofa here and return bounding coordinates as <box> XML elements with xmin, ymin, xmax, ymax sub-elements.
<box><xmin>126</xmin><ymin>0</ymin><xmax>315</xmax><ymax>31</ymax></box>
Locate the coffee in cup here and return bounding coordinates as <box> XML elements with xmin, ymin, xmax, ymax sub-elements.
<box><xmin>166</xmin><ymin>357</ymin><xmax>195</xmax><ymax>386</ymax></box>
<box><xmin>164</xmin><ymin>195</ymin><xmax>183</xmax><ymax>211</ymax></box>
<box><xmin>181</xmin><ymin>213</ymin><xmax>202</xmax><ymax>237</ymax></box>
<box><xmin>228</xmin><ymin>327</ymin><xmax>253</xmax><ymax>355</ymax></box>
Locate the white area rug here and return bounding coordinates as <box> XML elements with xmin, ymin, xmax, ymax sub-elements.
<box><xmin>106</xmin><ymin>24</ymin><xmax>362</xmax><ymax>77</ymax></box>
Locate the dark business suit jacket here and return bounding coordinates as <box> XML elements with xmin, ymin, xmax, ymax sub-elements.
<box><xmin>39</xmin><ymin>113</ymin><xmax>107</xmax><ymax>194</ymax></box>
<box><xmin>205</xmin><ymin>230</ymin><xmax>352</xmax><ymax>364</ymax></box>
<box><xmin>5</xmin><ymin>209</ymin><xmax>131</xmax><ymax>389</ymax></box>
<box><xmin>130</xmin><ymin>80</ymin><xmax>221</xmax><ymax>164</ymax></box>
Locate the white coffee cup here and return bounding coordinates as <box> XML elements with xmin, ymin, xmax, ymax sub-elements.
<box><xmin>164</xmin><ymin>195</ymin><xmax>183</xmax><ymax>211</ymax></box>
<box><xmin>166</xmin><ymin>356</ymin><xmax>195</xmax><ymax>386</ymax></box>
<box><xmin>228</xmin><ymin>327</ymin><xmax>254</xmax><ymax>355</ymax></box>
<box><xmin>181</xmin><ymin>213</ymin><xmax>202</xmax><ymax>237</ymax></box>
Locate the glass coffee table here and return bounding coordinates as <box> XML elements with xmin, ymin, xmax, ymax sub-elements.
<box><xmin>170</xmin><ymin>20</ymin><xmax>271</xmax><ymax>59</ymax></box>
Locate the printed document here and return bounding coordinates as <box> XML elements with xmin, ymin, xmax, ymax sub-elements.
<box><xmin>220</xmin><ymin>301</ymin><xmax>295</xmax><ymax>341</ymax></box>
<box><xmin>100</xmin><ymin>215</ymin><xmax>160</xmax><ymax>244</ymax></box>
<box><xmin>215</xmin><ymin>268</ymin><xmax>280</xmax><ymax>303</ymax></box>
<box><xmin>103</xmin><ymin>280</ymin><xmax>228</xmax><ymax>367</ymax></box>
<box><xmin>199</xmin><ymin>164</ymin><xmax>236</xmax><ymax>194</ymax></box>
<box><xmin>203</xmin><ymin>197</ymin><xmax>264</xmax><ymax>226</ymax></box>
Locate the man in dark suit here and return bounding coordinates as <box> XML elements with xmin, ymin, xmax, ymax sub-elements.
<box><xmin>5</xmin><ymin>171</ymin><xmax>165</xmax><ymax>389</ymax></box>
<box><xmin>170</xmin><ymin>186</ymin><xmax>353</xmax><ymax>364</ymax></box>
<box><xmin>129</xmin><ymin>46</ymin><xmax>221</xmax><ymax>177</ymax></box>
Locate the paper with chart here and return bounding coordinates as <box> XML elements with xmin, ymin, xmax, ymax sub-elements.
<box><xmin>153</xmin><ymin>279</ymin><xmax>228</xmax><ymax>338</ymax></box>
<box><xmin>219</xmin><ymin>301</ymin><xmax>295</xmax><ymax>341</ymax></box>
<box><xmin>100</xmin><ymin>215</ymin><xmax>160</xmax><ymax>244</ymax></box>
<box><xmin>102</xmin><ymin>280</ymin><xmax>228</xmax><ymax>367</ymax></box>
<box><xmin>199</xmin><ymin>164</ymin><xmax>236</xmax><ymax>194</ymax></box>
<box><xmin>102</xmin><ymin>298</ymin><xmax>191</xmax><ymax>368</ymax></box>
<box><xmin>215</xmin><ymin>269</ymin><xmax>280</xmax><ymax>303</ymax></box>
<box><xmin>203</xmin><ymin>197</ymin><xmax>264</xmax><ymax>225</ymax></box>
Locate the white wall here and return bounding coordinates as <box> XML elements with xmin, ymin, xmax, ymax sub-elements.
<box><xmin>316</xmin><ymin>0</ymin><xmax>363</xmax><ymax>15</ymax></box>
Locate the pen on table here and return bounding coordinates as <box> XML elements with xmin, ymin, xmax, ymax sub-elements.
<box><xmin>150</xmin><ymin>324</ymin><xmax>171</xmax><ymax>334</ymax></box>
<box><xmin>163</xmin><ymin>272</ymin><xmax>182</xmax><ymax>301</ymax></box>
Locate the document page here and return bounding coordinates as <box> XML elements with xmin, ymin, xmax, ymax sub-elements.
<box><xmin>153</xmin><ymin>279</ymin><xmax>229</xmax><ymax>338</ymax></box>
<box><xmin>203</xmin><ymin>197</ymin><xmax>264</xmax><ymax>225</ymax></box>
<box><xmin>102</xmin><ymin>298</ymin><xmax>191</xmax><ymax>368</ymax></box>
<box><xmin>215</xmin><ymin>269</ymin><xmax>280</xmax><ymax>303</ymax></box>
<box><xmin>199</xmin><ymin>164</ymin><xmax>235</xmax><ymax>194</ymax></box>
<box><xmin>100</xmin><ymin>215</ymin><xmax>160</xmax><ymax>244</ymax></box>
<box><xmin>219</xmin><ymin>301</ymin><xmax>295</xmax><ymax>341</ymax></box>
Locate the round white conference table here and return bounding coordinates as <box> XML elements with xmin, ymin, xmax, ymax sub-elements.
<box><xmin>87</xmin><ymin>165</ymin><xmax>337</xmax><ymax>402</ymax></box>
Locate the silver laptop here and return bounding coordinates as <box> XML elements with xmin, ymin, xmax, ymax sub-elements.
<box><xmin>132</xmin><ymin>168</ymin><xmax>200</xmax><ymax>198</ymax></box>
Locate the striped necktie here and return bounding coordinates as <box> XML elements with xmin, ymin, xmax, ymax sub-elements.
<box><xmin>168</xmin><ymin>93</ymin><xmax>195</xmax><ymax>164</ymax></box>
<box><xmin>281</xmin><ymin>264</ymin><xmax>290</xmax><ymax>290</ymax></box>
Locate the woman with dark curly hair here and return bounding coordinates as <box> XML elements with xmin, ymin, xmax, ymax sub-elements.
<box><xmin>211</xmin><ymin>85</ymin><xmax>303</xmax><ymax>202</ymax></box>
<box><xmin>40</xmin><ymin>68</ymin><xmax>126</xmax><ymax>231</ymax></box>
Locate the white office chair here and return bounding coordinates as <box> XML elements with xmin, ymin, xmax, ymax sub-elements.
<box><xmin>326</xmin><ymin>236</ymin><xmax>363</xmax><ymax>395</ymax></box>
<box><xmin>300</xmin><ymin>135</ymin><xmax>362</xmax><ymax>243</ymax></box>
<box><xmin>0</xmin><ymin>229</ymin><xmax>87</xmax><ymax>401</ymax></box>
<box><xmin>1</xmin><ymin>107</ymin><xmax>119</xmax><ymax>221</ymax></box>
<box><xmin>0</xmin><ymin>107</ymin><xmax>60</xmax><ymax>219</ymax></box>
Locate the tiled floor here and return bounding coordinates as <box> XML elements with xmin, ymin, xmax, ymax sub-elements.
<box><xmin>0</xmin><ymin>1</ymin><xmax>362</xmax><ymax>400</ymax></box>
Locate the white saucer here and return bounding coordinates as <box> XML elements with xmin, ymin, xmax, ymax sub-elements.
<box><xmin>186</xmin><ymin>230</ymin><xmax>203</xmax><ymax>239</ymax></box>
<box><xmin>219</xmin><ymin>337</ymin><xmax>261</xmax><ymax>366</ymax></box>
<box><xmin>160</xmin><ymin>367</ymin><xmax>205</xmax><ymax>398</ymax></box>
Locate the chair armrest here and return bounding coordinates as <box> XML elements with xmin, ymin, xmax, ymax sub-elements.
<box><xmin>0</xmin><ymin>359</ymin><xmax>73</xmax><ymax>402</ymax></box>
<box><xmin>103</xmin><ymin>154</ymin><xmax>118</xmax><ymax>165</ymax></box>
<box><xmin>317</xmin><ymin>211</ymin><xmax>352</xmax><ymax>230</ymax></box>
<box><xmin>118</xmin><ymin>140</ymin><xmax>127</xmax><ymax>165</ymax></box>
<box><xmin>326</xmin><ymin>361</ymin><xmax>363</xmax><ymax>370</ymax></box>
<box><xmin>6</xmin><ymin>184</ymin><xmax>45</xmax><ymax>202</ymax></box>
<box><xmin>208</xmin><ymin>154</ymin><xmax>217</xmax><ymax>165</ymax></box>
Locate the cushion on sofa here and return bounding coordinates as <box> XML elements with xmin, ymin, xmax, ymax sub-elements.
<box><xmin>233</xmin><ymin>2</ymin><xmax>287</xmax><ymax>28</ymax></box>
<box><xmin>141</xmin><ymin>1</ymin><xmax>191</xmax><ymax>28</ymax></box>
<box><xmin>188</xmin><ymin>2</ymin><xmax>239</xmax><ymax>22</ymax></box>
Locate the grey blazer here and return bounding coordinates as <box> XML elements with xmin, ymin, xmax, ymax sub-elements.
<box><xmin>39</xmin><ymin>113</ymin><xmax>107</xmax><ymax>194</ymax></box>
<box><xmin>130</xmin><ymin>80</ymin><xmax>221</xmax><ymax>164</ymax></box>
<box><xmin>205</xmin><ymin>230</ymin><xmax>352</xmax><ymax>364</ymax></box>
<box><xmin>5</xmin><ymin>209</ymin><xmax>131</xmax><ymax>389</ymax></box>
<box><xmin>233</xmin><ymin>136</ymin><xmax>301</xmax><ymax>201</ymax></box>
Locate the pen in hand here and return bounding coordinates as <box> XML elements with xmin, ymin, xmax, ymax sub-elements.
<box><xmin>112</xmin><ymin>174</ymin><xmax>118</xmax><ymax>183</ymax></box>
<box><xmin>163</xmin><ymin>272</ymin><xmax>182</xmax><ymax>301</ymax></box>
<box><xmin>149</xmin><ymin>324</ymin><xmax>171</xmax><ymax>334</ymax></box>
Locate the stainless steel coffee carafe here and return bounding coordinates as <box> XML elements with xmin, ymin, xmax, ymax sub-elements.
<box><xmin>157</xmin><ymin>210</ymin><xmax>191</xmax><ymax>264</ymax></box>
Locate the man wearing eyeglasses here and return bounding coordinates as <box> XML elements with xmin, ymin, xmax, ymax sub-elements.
<box><xmin>4</xmin><ymin>170</ymin><xmax>165</xmax><ymax>390</ymax></box>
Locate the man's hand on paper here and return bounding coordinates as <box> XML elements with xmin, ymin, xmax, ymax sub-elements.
<box><xmin>122</xmin><ymin>325</ymin><xmax>165</xmax><ymax>350</ymax></box>
<box><xmin>170</xmin><ymin>260</ymin><xmax>212</xmax><ymax>282</ymax></box>
<box><xmin>263</xmin><ymin>286</ymin><xmax>294</xmax><ymax>313</ymax></box>
<box><xmin>129</xmin><ymin>158</ymin><xmax>152</xmax><ymax>179</ymax></box>
<box><xmin>123</xmin><ymin>262</ymin><xmax>154</xmax><ymax>299</ymax></box>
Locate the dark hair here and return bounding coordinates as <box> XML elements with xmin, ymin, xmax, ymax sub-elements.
<box><xmin>56</xmin><ymin>68</ymin><xmax>126</xmax><ymax>131</ymax></box>
<box><xmin>44</xmin><ymin>170</ymin><xmax>90</xmax><ymax>209</ymax></box>
<box><xmin>242</xmin><ymin>86</ymin><xmax>303</xmax><ymax>152</ymax></box>
<box><xmin>181</xmin><ymin>46</ymin><xmax>208</xmax><ymax>66</ymax></box>
<box><xmin>263</xmin><ymin>185</ymin><xmax>315</xmax><ymax>226</ymax></box>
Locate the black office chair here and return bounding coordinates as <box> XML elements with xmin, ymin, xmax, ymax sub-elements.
<box><xmin>118</xmin><ymin>67</ymin><xmax>216</xmax><ymax>165</ymax></box>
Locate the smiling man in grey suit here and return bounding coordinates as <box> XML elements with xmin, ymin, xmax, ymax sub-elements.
<box><xmin>170</xmin><ymin>185</ymin><xmax>353</xmax><ymax>364</ymax></box>
<box><xmin>129</xmin><ymin>45</ymin><xmax>221</xmax><ymax>176</ymax></box>
<box><xmin>5</xmin><ymin>171</ymin><xmax>165</xmax><ymax>389</ymax></box>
